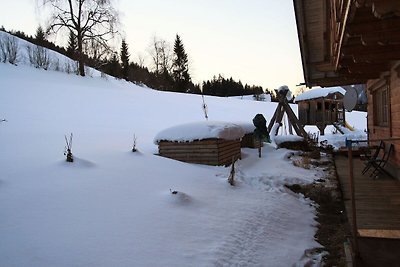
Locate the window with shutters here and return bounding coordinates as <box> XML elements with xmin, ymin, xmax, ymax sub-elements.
<box><xmin>373</xmin><ymin>84</ymin><xmax>389</xmax><ymax>127</ymax></box>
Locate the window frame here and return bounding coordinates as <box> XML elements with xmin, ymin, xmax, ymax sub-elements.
<box><xmin>373</xmin><ymin>82</ymin><xmax>389</xmax><ymax>127</ymax></box>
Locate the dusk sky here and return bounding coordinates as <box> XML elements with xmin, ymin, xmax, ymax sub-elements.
<box><xmin>1</xmin><ymin>0</ymin><xmax>304</xmax><ymax>90</ymax></box>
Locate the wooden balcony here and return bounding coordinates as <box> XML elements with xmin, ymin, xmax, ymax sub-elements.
<box><xmin>334</xmin><ymin>154</ymin><xmax>400</xmax><ymax>266</ymax></box>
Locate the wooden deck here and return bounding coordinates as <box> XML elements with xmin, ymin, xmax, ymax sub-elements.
<box><xmin>335</xmin><ymin>154</ymin><xmax>400</xmax><ymax>266</ymax></box>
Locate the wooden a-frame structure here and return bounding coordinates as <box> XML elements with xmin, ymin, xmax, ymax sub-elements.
<box><xmin>267</xmin><ymin>89</ymin><xmax>308</xmax><ymax>139</ymax></box>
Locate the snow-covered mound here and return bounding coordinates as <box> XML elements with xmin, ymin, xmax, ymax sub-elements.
<box><xmin>274</xmin><ymin>135</ymin><xmax>304</xmax><ymax>145</ymax></box>
<box><xmin>154</xmin><ymin>121</ymin><xmax>246</xmax><ymax>144</ymax></box>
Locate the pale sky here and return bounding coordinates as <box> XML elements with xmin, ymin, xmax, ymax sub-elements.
<box><xmin>0</xmin><ymin>0</ymin><xmax>304</xmax><ymax>90</ymax></box>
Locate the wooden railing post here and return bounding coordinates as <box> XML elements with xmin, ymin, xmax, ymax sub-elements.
<box><xmin>346</xmin><ymin>139</ymin><xmax>360</xmax><ymax>261</ymax></box>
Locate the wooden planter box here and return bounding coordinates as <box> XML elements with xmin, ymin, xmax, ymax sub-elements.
<box><xmin>241</xmin><ymin>133</ymin><xmax>263</xmax><ymax>148</ymax></box>
<box><xmin>158</xmin><ymin>138</ymin><xmax>241</xmax><ymax>166</ymax></box>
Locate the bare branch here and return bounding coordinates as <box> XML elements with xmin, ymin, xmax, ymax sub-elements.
<box><xmin>39</xmin><ymin>0</ymin><xmax>119</xmax><ymax>76</ymax></box>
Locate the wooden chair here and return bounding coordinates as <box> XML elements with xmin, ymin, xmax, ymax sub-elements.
<box><xmin>361</xmin><ymin>140</ymin><xmax>384</xmax><ymax>175</ymax></box>
<box><xmin>369</xmin><ymin>143</ymin><xmax>394</xmax><ymax>179</ymax></box>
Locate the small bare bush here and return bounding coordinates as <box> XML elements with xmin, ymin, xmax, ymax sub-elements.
<box><xmin>27</xmin><ymin>45</ymin><xmax>50</xmax><ymax>70</ymax></box>
<box><xmin>53</xmin><ymin>58</ymin><xmax>60</xmax><ymax>71</ymax></box>
<box><xmin>64</xmin><ymin>61</ymin><xmax>79</xmax><ymax>74</ymax></box>
<box><xmin>132</xmin><ymin>134</ymin><xmax>138</xmax><ymax>152</ymax></box>
<box><xmin>0</xmin><ymin>35</ymin><xmax>19</xmax><ymax>64</ymax></box>
<box><xmin>64</xmin><ymin>133</ymin><xmax>74</xmax><ymax>163</ymax></box>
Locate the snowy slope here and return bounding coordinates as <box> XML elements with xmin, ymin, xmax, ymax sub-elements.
<box><xmin>0</xmin><ymin>35</ymin><xmax>367</xmax><ymax>267</ymax></box>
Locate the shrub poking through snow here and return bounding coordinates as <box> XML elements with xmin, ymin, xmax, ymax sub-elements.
<box><xmin>228</xmin><ymin>157</ymin><xmax>236</xmax><ymax>186</ymax></box>
<box><xmin>64</xmin><ymin>133</ymin><xmax>73</xmax><ymax>162</ymax></box>
<box><xmin>0</xmin><ymin>35</ymin><xmax>18</xmax><ymax>64</ymax></box>
<box><xmin>170</xmin><ymin>189</ymin><xmax>178</xmax><ymax>194</ymax></box>
<box><xmin>27</xmin><ymin>45</ymin><xmax>50</xmax><ymax>70</ymax></box>
<box><xmin>132</xmin><ymin>134</ymin><xmax>138</xmax><ymax>152</ymax></box>
<box><xmin>201</xmin><ymin>94</ymin><xmax>208</xmax><ymax>120</ymax></box>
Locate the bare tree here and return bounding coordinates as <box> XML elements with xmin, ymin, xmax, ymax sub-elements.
<box><xmin>27</xmin><ymin>45</ymin><xmax>50</xmax><ymax>69</ymax></box>
<box><xmin>136</xmin><ymin>52</ymin><xmax>146</xmax><ymax>68</ymax></box>
<box><xmin>0</xmin><ymin>35</ymin><xmax>19</xmax><ymax>64</ymax></box>
<box><xmin>148</xmin><ymin>36</ymin><xmax>173</xmax><ymax>75</ymax></box>
<box><xmin>40</xmin><ymin>0</ymin><xmax>119</xmax><ymax>76</ymax></box>
<box><xmin>84</xmin><ymin>37</ymin><xmax>112</xmax><ymax>66</ymax></box>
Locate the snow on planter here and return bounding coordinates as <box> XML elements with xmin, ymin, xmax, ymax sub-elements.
<box><xmin>154</xmin><ymin>121</ymin><xmax>245</xmax><ymax>166</ymax></box>
<box><xmin>274</xmin><ymin>135</ymin><xmax>307</xmax><ymax>150</ymax></box>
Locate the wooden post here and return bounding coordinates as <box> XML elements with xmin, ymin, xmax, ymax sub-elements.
<box><xmin>347</xmin><ymin>139</ymin><xmax>360</xmax><ymax>261</ymax></box>
<box><xmin>267</xmin><ymin>103</ymin><xmax>281</xmax><ymax>132</ymax></box>
<box><xmin>228</xmin><ymin>157</ymin><xmax>236</xmax><ymax>186</ymax></box>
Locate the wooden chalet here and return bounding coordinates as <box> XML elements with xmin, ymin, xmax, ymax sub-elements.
<box><xmin>295</xmin><ymin>87</ymin><xmax>346</xmax><ymax>135</ymax></box>
<box><xmin>293</xmin><ymin>0</ymin><xmax>400</xmax><ymax>178</ymax></box>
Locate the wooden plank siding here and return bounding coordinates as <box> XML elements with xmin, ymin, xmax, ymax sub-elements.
<box><xmin>158</xmin><ymin>139</ymin><xmax>241</xmax><ymax>166</ymax></box>
<box><xmin>335</xmin><ymin>154</ymin><xmax>400</xmax><ymax>266</ymax></box>
<box><xmin>367</xmin><ymin>62</ymin><xmax>400</xmax><ymax>174</ymax></box>
<box><xmin>241</xmin><ymin>133</ymin><xmax>262</xmax><ymax>149</ymax></box>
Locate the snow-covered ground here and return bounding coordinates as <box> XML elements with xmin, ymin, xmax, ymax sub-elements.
<box><xmin>0</xmin><ymin>34</ymin><xmax>367</xmax><ymax>267</ymax></box>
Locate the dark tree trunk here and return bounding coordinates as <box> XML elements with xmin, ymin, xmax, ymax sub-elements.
<box><xmin>77</xmin><ymin>32</ymin><xmax>85</xmax><ymax>76</ymax></box>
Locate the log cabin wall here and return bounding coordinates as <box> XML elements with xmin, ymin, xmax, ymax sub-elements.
<box><xmin>297</xmin><ymin>95</ymin><xmax>344</xmax><ymax>127</ymax></box>
<box><xmin>367</xmin><ymin>62</ymin><xmax>400</xmax><ymax>177</ymax></box>
<box><xmin>294</xmin><ymin>0</ymin><xmax>400</xmax><ymax>176</ymax></box>
<box><xmin>158</xmin><ymin>139</ymin><xmax>241</xmax><ymax>166</ymax></box>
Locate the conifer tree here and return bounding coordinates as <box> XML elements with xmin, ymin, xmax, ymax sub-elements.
<box><xmin>120</xmin><ymin>39</ymin><xmax>130</xmax><ymax>80</ymax></box>
<box><xmin>35</xmin><ymin>26</ymin><xmax>46</xmax><ymax>46</ymax></box>
<box><xmin>172</xmin><ymin>34</ymin><xmax>190</xmax><ymax>92</ymax></box>
<box><xmin>66</xmin><ymin>30</ymin><xmax>77</xmax><ymax>59</ymax></box>
<box><xmin>105</xmin><ymin>53</ymin><xmax>122</xmax><ymax>78</ymax></box>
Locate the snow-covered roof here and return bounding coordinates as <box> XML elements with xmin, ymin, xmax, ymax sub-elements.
<box><xmin>294</xmin><ymin>87</ymin><xmax>346</xmax><ymax>102</ymax></box>
<box><xmin>154</xmin><ymin>121</ymin><xmax>246</xmax><ymax>144</ymax></box>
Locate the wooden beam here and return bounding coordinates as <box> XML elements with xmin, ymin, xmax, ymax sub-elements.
<box><xmin>281</xmin><ymin>99</ymin><xmax>308</xmax><ymax>138</ymax></box>
<box><xmin>353</xmin><ymin>49</ymin><xmax>400</xmax><ymax>62</ymax></box>
<box><xmin>267</xmin><ymin>103</ymin><xmax>282</xmax><ymax>133</ymax></box>
<box><xmin>347</xmin><ymin>15</ymin><xmax>400</xmax><ymax>35</ymax></box>
<box><xmin>309</xmin><ymin>76</ymin><xmax>368</xmax><ymax>87</ymax></box>
<box><xmin>342</xmin><ymin>43</ymin><xmax>400</xmax><ymax>54</ymax></box>
<box><xmin>334</xmin><ymin>0</ymin><xmax>352</xmax><ymax>69</ymax></box>
<box><xmin>313</xmin><ymin>61</ymin><xmax>337</xmax><ymax>72</ymax></box>
<box><xmin>372</xmin><ymin>0</ymin><xmax>400</xmax><ymax>18</ymax></box>
<box><xmin>361</xmin><ymin>29</ymin><xmax>400</xmax><ymax>45</ymax></box>
<box><xmin>345</xmin><ymin>62</ymin><xmax>389</xmax><ymax>74</ymax></box>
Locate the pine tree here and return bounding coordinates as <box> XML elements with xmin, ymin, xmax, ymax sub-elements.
<box><xmin>35</xmin><ymin>26</ymin><xmax>46</xmax><ymax>46</ymax></box>
<box><xmin>66</xmin><ymin>30</ymin><xmax>77</xmax><ymax>59</ymax></box>
<box><xmin>120</xmin><ymin>39</ymin><xmax>130</xmax><ymax>80</ymax></box>
<box><xmin>105</xmin><ymin>53</ymin><xmax>122</xmax><ymax>78</ymax></box>
<box><xmin>172</xmin><ymin>34</ymin><xmax>190</xmax><ymax>92</ymax></box>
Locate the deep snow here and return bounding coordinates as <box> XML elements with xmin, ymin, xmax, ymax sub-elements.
<box><xmin>0</xmin><ymin>33</ymin><xmax>367</xmax><ymax>267</ymax></box>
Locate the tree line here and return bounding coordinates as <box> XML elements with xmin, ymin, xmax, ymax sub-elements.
<box><xmin>202</xmin><ymin>74</ymin><xmax>265</xmax><ymax>97</ymax></box>
<box><xmin>1</xmin><ymin>0</ymin><xmax>269</xmax><ymax>98</ymax></box>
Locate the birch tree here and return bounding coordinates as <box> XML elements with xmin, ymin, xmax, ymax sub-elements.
<box><xmin>40</xmin><ymin>0</ymin><xmax>119</xmax><ymax>76</ymax></box>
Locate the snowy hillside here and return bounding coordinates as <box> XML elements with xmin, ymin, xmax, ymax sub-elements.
<box><xmin>0</xmin><ymin>35</ymin><xmax>367</xmax><ymax>266</ymax></box>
